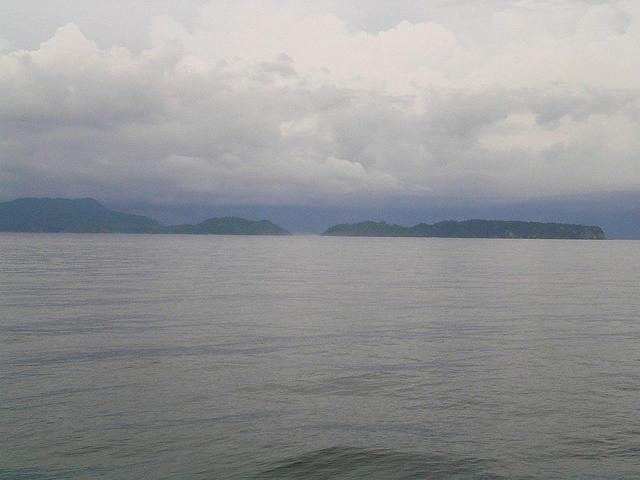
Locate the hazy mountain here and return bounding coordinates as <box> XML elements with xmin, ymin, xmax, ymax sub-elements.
<box><xmin>0</xmin><ymin>198</ymin><xmax>162</xmax><ymax>233</ymax></box>
<box><xmin>0</xmin><ymin>198</ymin><xmax>290</xmax><ymax>235</ymax></box>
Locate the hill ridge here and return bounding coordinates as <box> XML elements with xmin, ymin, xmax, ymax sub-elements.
<box><xmin>0</xmin><ymin>198</ymin><xmax>290</xmax><ymax>235</ymax></box>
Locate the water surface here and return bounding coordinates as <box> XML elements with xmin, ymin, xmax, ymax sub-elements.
<box><xmin>1</xmin><ymin>234</ymin><xmax>639</xmax><ymax>479</ymax></box>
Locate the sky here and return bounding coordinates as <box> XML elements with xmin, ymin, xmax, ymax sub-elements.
<box><xmin>1</xmin><ymin>1</ymin><xmax>640</xmax><ymax>234</ymax></box>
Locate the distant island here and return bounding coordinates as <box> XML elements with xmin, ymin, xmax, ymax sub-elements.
<box><xmin>323</xmin><ymin>220</ymin><xmax>605</xmax><ymax>240</ymax></box>
<box><xmin>166</xmin><ymin>217</ymin><xmax>289</xmax><ymax>236</ymax></box>
<box><xmin>0</xmin><ymin>198</ymin><xmax>290</xmax><ymax>235</ymax></box>
<box><xmin>0</xmin><ymin>198</ymin><xmax>607</xmax><ymax>239</ymax></box>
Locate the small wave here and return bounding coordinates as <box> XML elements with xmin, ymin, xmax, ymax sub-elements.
<box><xmin>0</xmin><ymin>467</ymin><xmax>97</xmax><ymax>480</ymax></box>
<box><xmin>258</xmin><ymin>446</ymin><xmax>503</xmax><ymax>480</ymax></box>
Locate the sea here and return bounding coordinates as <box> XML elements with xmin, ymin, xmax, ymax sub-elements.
<box><xmin>1</xmin><ymin>233</ymin><xmax>639</xmax><ymax>479</ymax></box>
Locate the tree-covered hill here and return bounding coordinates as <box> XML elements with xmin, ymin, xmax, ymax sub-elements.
<box><xmin>0</xmin><ymin>198</ymin><xmax>290</xmax><ymax>235</ymax></box>
<box><xmin>323</xmin><ymin>219</ymin><xmax>605</xmax><ymax>239</ymax></box>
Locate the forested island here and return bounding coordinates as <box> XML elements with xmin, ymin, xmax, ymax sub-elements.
<box><xmin>166</xmin><ymin>217</ymin><xmax>289</xmax><ymax>235</ymax></box>
<box><xmin>0</xmin><ymin>198</ymin><xmax>290</xmax><ymax>235</ymax></box>
<box><xmin>323</xmin><ymin>220</ymin><xmax>605</xmax><ymax>239</ymax></box>
<box><xmin>0</xmin><ymin>198</ymin><xmax>607</xmax><ymax>239</ymax></box>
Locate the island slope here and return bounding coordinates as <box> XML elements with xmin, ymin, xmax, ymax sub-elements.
<box><xmin>0</xmin><ymin>198</ymin><xmax>162</xmax><ymax>233</ymax></box>
<box><xmin>323</xmin><ymin>220</ymin><xmax>605</xmax><ymax>239</ymax></box>
<box><xmin>167</xmin><ymin>217</ymin><xmax>289</xmax><ymax>235</ymax></box>
<box><xmin>0</xmin><ymin>198</ymin><xmax>290</xmax><ymax>235</ymax></box>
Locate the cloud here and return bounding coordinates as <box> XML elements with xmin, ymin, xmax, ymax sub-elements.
<box><xmin>1</xmin><ymin>0</ymin><xmax>639</xmax><ymax>207</ymax></box>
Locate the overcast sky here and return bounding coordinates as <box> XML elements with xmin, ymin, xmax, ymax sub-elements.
<box><xmin>1</xmin><ymin>0</ymin><xmax>639</xmax><ymax>210</ymax></box>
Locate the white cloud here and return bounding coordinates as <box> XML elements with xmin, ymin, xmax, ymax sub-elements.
<box><xmin>1</xmin><ymin>0</ymin><xmax>640</xmax><ymax>206</ymax></box>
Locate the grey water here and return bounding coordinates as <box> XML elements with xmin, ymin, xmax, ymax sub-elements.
<box><xmin>1</xmin><ymin>234</ymin><xmax>639</xmax><ymax>479</ymax></box>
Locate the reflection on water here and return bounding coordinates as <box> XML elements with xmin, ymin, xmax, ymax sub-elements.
<box><xmin>1</xmin><ymin>234</ymin><xmax>639</xmax><ymax>479</ymax></box>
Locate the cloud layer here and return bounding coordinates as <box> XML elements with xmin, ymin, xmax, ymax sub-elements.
<box><xmin>1</xmin><ymin>0</ymin><xmax>639</xmax><ymax>206</ymax></box>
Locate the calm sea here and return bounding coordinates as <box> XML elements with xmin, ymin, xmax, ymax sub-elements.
<box><xmin>1</xmin><ymin>234</ymin><xmax>639</xmax><ymax>479</ymax></box>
